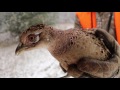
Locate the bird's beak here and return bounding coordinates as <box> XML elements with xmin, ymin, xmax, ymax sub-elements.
<box><xmin>15</xmin><ymin>43</ymin><xmax>25</xmax><ymax>55</ymax></box>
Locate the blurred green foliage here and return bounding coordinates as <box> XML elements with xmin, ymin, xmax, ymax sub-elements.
<box><xmin>4</xmin><ymin>12</ymin><xmax>58</xmax><ymax>36</ymax></box>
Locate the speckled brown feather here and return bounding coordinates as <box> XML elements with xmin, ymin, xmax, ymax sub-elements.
<box><xmin>48</xmin><ymin>28</ymin><xmax>111</xmax><ymax>71</ymax></box>
<box><xmin>18</xmin><ymin>24</ymin><xmax>114</xmax><ymax>78</ymax></box>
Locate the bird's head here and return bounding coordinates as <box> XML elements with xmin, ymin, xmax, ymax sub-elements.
<box><xmin>15</xmin><ymin>24</ymin><xmax>51</xmax><ymax>55</ymax></box>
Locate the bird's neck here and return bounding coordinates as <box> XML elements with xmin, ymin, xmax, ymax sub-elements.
<box><xmin>44</xmin><ymin>26</ymin><xmax>64</xmax><ymax>47</ymax></box>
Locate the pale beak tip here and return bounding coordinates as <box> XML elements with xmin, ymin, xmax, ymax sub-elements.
<box><xmin>15</xmin><ymin>43</ymin><xmax>23</xmax><ymax>55</ymax></box>
<box><xmin>15</xmin><ymin>49</ymin><xmax>20</xmax><ymax>55</ymax></box>
<box><xmin>15</xmin><ymin>52</ymin><xmax>19</xmax><ymax>55</ymax></box>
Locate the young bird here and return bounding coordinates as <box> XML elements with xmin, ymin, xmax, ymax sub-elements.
<box><xmin>15</xmin><ymin>24</ymin><xmax>119</xmax><ymax>78</ymax></box>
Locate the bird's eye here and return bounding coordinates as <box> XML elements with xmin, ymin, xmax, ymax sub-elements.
<box><xmin>28</xmin><ymin>34</ymin><xmax>37</xmax><ymax>43</ymax></box>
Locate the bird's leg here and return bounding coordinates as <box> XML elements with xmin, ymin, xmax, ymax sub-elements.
<box><xmin>59</xmin><ymin>64</ymin><xmax>70</xmax><ymax>78</ymax></box>
<box><xmin>59</xmin><ymin>64</ymin><xmax>83</xmax><ymax>78</ymax></box>
<box><xmin>59</xmin><ymin>73</ymin><xmax>70</xmax><ymax>78</ymax></box>
<box><xmin>77</xmin><ymin>55</ymin><xmax>119</xmax><ymax>78</ymax></box>
<box><xmin>60</xmin><ymin>63</ymin><xmax>67</xmax><ymax>73</ymax></box>
<box><xmin>67</xmin><ymin>64</ymin><xmax>84</xmax><ymax>78</ymax></box>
